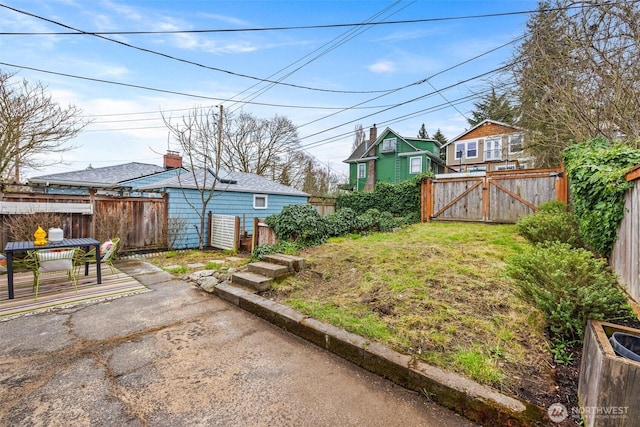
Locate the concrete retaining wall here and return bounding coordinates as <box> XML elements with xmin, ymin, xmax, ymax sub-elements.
<box><xmin>214</xmin><ymin>282</ymin><xmax>546</xmax><ymax>426</ymax></box>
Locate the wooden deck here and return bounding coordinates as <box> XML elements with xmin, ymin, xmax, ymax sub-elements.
<box><xmin>0</xmin><ymin>264</ymin><xmax>149</xmax><ymax>319</ymax></box>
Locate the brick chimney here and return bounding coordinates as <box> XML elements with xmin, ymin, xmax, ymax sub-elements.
<box><xmin>364</xmin><ymin>124</ymin><xmax>377</xmax><ymax>191</ymax></box>
<box><xmin>368</xmin><ymin>124</ymin><xmax>377</xmax><ymax>152</ymax></box>
<box><xmin>164</xmin><ymin>151</ymin><xmax>182</xmax><ymax>169</ymax></box>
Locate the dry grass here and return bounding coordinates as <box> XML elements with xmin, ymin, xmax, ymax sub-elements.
<box><xmin>266</xmin><ymin>222</ymin><xmax>554</xmax><ymax>395</ymax></box>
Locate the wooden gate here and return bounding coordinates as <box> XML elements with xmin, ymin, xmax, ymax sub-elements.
<box><xmin>422</xmin><ymin>168</ymin><xmax>568</xmax><ymax>223</ymax></box>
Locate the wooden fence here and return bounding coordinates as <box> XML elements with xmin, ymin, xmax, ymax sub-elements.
<box><xmin>309</xmin><ymin>196</ymin><xmax>336</xmax><ymax>217</ymax></box>
<box><xmin>610</xmin><ymin>165</ymin><xmax>640</xmax><ymax>302</ymax></box>
<box><xmin>421</xmin><ymin>167</ymin><xmax>568</xmax><ymax>223</ymax></box>
<box><xmin>0</xmin><ymin>191</ymin><xmax>167</xmax><ymax>252</ymax></box>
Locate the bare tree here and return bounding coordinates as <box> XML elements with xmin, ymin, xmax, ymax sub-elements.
<box><xmin>512</xmin><ymin>1</ymin><xmax>640</xmax><ymax>166</ymax></box>
<box><xmin>0</xmin><ymin>70</ymin><xmax>88</xmax><ymax>182</ymax></box>
<box><xmin>221</xmin><ymin>112</ymin><xmax>300</xmax><ymax>176</ymax></box>
<box><xmin>162</xmin><ymin>106</ymin><xmax>222</xmax><ymax>250</ymax></box>
<box><xmin>353</xmin><ymin>123</ymin><xmax>365</xmax><ymax>150</ymax></box>
<box><xmin>300</xmin><ymin>154</ymin><xmax>342</xmax><ymax>196</ymax></box>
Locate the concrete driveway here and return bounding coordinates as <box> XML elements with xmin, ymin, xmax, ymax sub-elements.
<box><xmin>0</xmin><ymin>260</ymin><xmax>474</xmax><ymax>426</ymax></box>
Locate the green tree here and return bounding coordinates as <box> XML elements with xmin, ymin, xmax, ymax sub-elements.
<box><xmin>417</xmin><ymin>123</ymin><xmax>429</xmax><ymax>139</ymax></box>
<box><xmin>432</xmin><ymin>128</ymin><xmax>448</xmax><ymax>145</ymax></box>
<box><xmin>467</xmin><ymin>88</ymin><xmax>517</xmax><ymax>127</ymax></box>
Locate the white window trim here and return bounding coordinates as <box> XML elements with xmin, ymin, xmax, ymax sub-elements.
<box><xmin>409</xmin><ymin>156</ymin><xmax>422</xmax><ymax>174</ymax></box>
<box><xmin>508</xmin><ymin>133</ymin><xmax>524</xmax><ymax>155</ymax></box>
<box><xmin>381</xmin><ymin>137</ymin><xmax>396</xmax><ymax>152</ymax></box>
<box><xmin>466</xmin><ymin>140</ymin><xmax>478</xmax><ymax>159</ymax></box>
<box><xmin>485</xmin><ymin>136</ymin><xmax>502</xmax><ymax>161</ymax></box>
<box><xmin>253</xmin><ymin>194</ymin><xmax>268</xmax><ymax>209</ymax></box>
<box><xmin>357</xmin><ymin>163</ymin><xmax>366</xmax><ymax>179</ymax></box>
<box><xmin>454</xmin><ymin>140</ymin><xmax>478</xmax><ymax>160</ymax></box>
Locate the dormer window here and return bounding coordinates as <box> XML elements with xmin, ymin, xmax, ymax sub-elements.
<box><xmin>381</xmin><ymin>137</ymin><xmax>396</xmax><ymax>152</ymax></box>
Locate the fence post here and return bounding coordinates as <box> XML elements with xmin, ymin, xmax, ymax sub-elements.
<box><xmin>481</xmin><ymin>175</ymin><xmax>490</xmax><ymax>221</ymax></box>
<box><xmin>89</xmin><ymin>189</ymin><xmax>97</xmax><ymax>238</ymax></box>
<box><xmin>206</xmin><ymin>211</ymin><xmax>212</xmax><ymax>248</ymax></box>
<box><xmin>233</xmin><ymin>216</ymin><xmax>240</xmax><ymax>252</ymax></box>
<box><xmin>555</xmin><ymin>167</ymin><xmax>569</xmax><ymax>204</ymax></box>
<box><xmin>252</xmin><ymin>217</ymin><xmax>259</xmax><ymax>253</ymax></box>
<box><xmin>421</xmin><ymin>178</ymin><xmax>433</xmax><ymax>222</ymax></box>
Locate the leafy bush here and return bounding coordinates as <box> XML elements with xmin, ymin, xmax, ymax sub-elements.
<box><xmin>324</xmin><ymin>208</ymin><xmax>358</xmax><ymax>237</ymax></box>
<box><xmin>354</xmin><ymin>208</ymin><xmax>378</xmax><ymax>232</ymax></box>
<box><xmin>515</xmin><ymin>201</ymin><xmax>584</xmax><ymax>249</ymax></box>
<box><xmin>563</xmin><ymin>138</ymin><xmax>640</xmax><ymax>255</ymax></box>
<box><xmin>252</xmin><ymin>240</ymin><xmax>301</xmax><ymax>260</ymax></box>
<box><xmin>506</xmin><ymin>242</ymin><xmax>633</xmax><ymax>341</ymax></box>
<box><xmin>265</xmin><ymin>204</ymin><xmax>326</xmax><ymax>246</ymax></box>
<box><xmin>337</xmin><ymin>175</ymin><xmax>425</xmax><ymax>220</ymax></box>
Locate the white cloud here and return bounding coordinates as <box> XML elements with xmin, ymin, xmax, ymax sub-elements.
<box><xmin>368</xmin><ymin>60</ymin><xmax>396</xmax><ymax>74</ymax></box>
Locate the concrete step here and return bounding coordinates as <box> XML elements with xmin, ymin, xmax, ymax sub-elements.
<box><xmin>231</xmin><ymin>271</ymin><xmax>273</xmax><ymax>292</ymax></box>
<box><xmin>231</xmin><ymin>271</ymin><xmax>273</xmax><ymax>291</ymax></box>
<box><xmin>262</xmin><ymin>254</ymin><xmax>306</xmax><ymax>273</ymax></box>
<box><xmin>247</xmin><ymin>261</ymin><xmax>290</xmax><ymax>278</ymax></box>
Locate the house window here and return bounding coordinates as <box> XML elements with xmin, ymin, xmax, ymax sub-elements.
<box><xmin>466</xmin><ymin>141</ymin><xmax>477</xmax><ymax>158</ymax></box>
<box><xmin>357</xmin><ymin>163</ymin><xmax>366</xmax><ymax>179</ymax></box>
<box><xmin>409</xmin><ymin>157</ymin><xmax>422</xmax><ymax>174</ymax></box>
<box><xmin>485</xmin><ymin>137</ymin><xmax>502</xmax><ymax>160</ymax></box>
<box><xmin>455</xmin><ymin>142</ymin><xmax>465</xmax><ymax>159</ymax></box>
<box><xmin>253</xmin><ymin>194</ymin><xmax>268</xmax><ymax>209</ymax></box>
<box><xmin>509</xmin><ymin>134</ymin><xmax>524</xmax><ymax>154</ymax></box>
<box><xmin>381</xmin><ymin>138</ymin><xmax>396</xmax><ymax>152</ymax></box>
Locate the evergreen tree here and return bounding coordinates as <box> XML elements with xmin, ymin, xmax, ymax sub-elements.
<box><xmin>417</xmin><ymin>123</ymin><xmax>429</xmax><ymax>139</ymax></box>
<box><xmin>467</xmin><ymin>88</ymin><xmax>517</xmax><ymax>127</ymax></box>
<box><xmin>432</xmin><ymin>128</ymin><xmax>448</xmax><ymax>145</ymax></box>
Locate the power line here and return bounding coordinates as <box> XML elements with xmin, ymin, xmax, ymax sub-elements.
<box><xmin>0</xmin><ymin>61</ymin><xmax>390</xmax><ymax>109</ymax></box>
<box><xmin>298</xmin><ymin>61</ymin><xmax>518</xmax><ymax>146</ymax></box>
<box><xmin>0</xmin><ymin>3</ymin><xmax>616</xmax><ymax>36</ymax></box>
<box><xmin>0</xmin><ymin>3</ymin><xmax>408</xmax><ymax>95</ymax></box>
<box><xmin>225</xmin><ymin>0</ymin><xmax>413</xmax><ymax>113</ymax></box>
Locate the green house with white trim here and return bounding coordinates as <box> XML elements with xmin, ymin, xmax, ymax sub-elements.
<box><xmin>343</xmin><ymin>125</ymin><xmax>444</xmax><ymax>191</ymax></box>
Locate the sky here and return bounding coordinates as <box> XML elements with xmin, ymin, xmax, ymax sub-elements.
<box><xmin>0</xmin><ymin>0</ymin><xmax>537</xmax><ymax>182</ymax></box>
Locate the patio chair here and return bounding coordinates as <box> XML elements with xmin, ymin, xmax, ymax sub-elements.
<box><xmin>26</xmin><ymin>248</ymin><xmax>78</xmax><ymax>301</ymax></box>
<box><xmin>75</xmin><ymin>238</ymin><xmax>120</xmax><ymax>276</ymax></box>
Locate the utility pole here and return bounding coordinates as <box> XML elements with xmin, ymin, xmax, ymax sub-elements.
<box><xmin>216</xmin><ymin>105</ymin><xmax>223</xmax><ymax>173</ymax></box>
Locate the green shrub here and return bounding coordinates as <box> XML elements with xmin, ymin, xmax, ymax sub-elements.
<box><xmin>515</xmin><ymin>201</ymin><xmax>584</xmax><ymax>249</ymax></box>
<box><xmin>377</xmin><ymin>211</ymin><xmax>398</xmax><ymax>232</ymax></box>
<box><xmin>252</xmin><ymin>240</ymin><xmax>300</xmax><ymax>260</ymax></box>
<box><xmin>563</xmin><ymin>138</ymin><xmax>640</xmax><ymax>255</ymax></box>
<box><xmin>265</xmin><ymin>204</ymin><xmax>326</xmax><ymax>246</ymax></box>
<box><xmin>336</xmin><ymin>175</ymin><xmax>426</xmax><ymax>218</ymax></box>
<box><xmin>506</xmin><ymin>242</ymin><xmax>633</xmax><ymax>341</ymax></box>
<box><xmin>355</xmin><ymin>208</ymin><xmax>379</xmax><ymax>232</ymax></box>
<box><xmin>324</xmin><ymin>208</ymin><xmax>358</xmax><ymax>237</ymax></box>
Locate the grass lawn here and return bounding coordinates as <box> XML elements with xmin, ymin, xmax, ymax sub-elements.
<box><xmin>265</xmin><ymin>222</ymin><xmax>556</xmax><ymax>404</ymax></box>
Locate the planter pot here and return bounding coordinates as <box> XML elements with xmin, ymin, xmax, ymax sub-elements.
<box><xmin>578</xmin><ymin>320</ymin><xmax>640</xmax><ymax>427</ymax></box>
<box><xmin>609</xmin><ymin>332</ymin><xmax>640</xmax><ymax>362</ymax></box>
